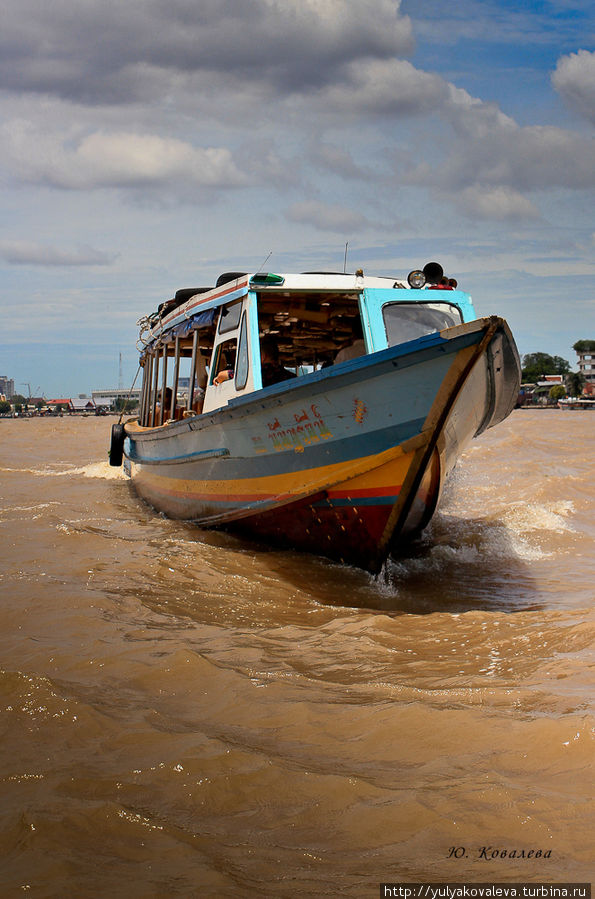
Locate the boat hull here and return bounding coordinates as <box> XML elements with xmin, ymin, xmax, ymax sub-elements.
<box><xmin>124</xmin><ymin>316</ymin><xmax>520</xmax><ymax>571</ymax></box>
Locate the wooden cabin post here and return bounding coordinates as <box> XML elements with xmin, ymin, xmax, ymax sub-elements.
<box><xmin>187</xmin><ymin>329</ymin><xmax>199</xmax><ymax>412</ymax></box>
<box><xmin>142</xmin><ymin>354</ymin><xmax>153</xmax><ymax>426</ymax></box>
<box><xmin>150</xmin><ymin>351</ymin><xmax>160</xmax><ymax>427</ymax></box>
<box><xmin>159</xmin><ymin>345</ymin><xmax>168</xmax><ymax>425</ymax></box>
<box><xmin>171</xmin><ymin>336</ymin><xmax>180</xmax><ymax>420</ymax></box>
<box><xmin>139</xmin><ymin>359</ymin><xmax>147</xmax><ymax>426</ymax></box>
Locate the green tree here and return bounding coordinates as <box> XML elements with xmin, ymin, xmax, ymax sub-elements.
<box><xmin>521</xmin><ymin>352</ymin><xmax>570</xmax><ymax>382</ymax></box>
<box><xmin>549</xmin><ymin>385</ymin><xmax>566</xmax><ymax>402</ymax></box>
<box><xmin>114</xmin><ymin>396</ymin><xmax>138</xmax><ymax>413</ymax></box>
<box><xmin>10</xmin><ymin>393</ymin><xmax>27</xmax><ymax>405</ymax></box>
<box><xmin>566</xmin><ymin>371</ymin><xmax>585</xmax><ymax>397</ymax></box>
<box><xmin>0</xmin><ymin>400</ymin><xmax>11</xmax><ymax>414</ymax></box>
<box><xmin>551</xmin><ymin>355</ymin><xmax>571</xmax><ymax>374</ymax></box>
<box><xmin>572</xmin><ymin>340</ymin><xmax>595</xmax><ymax>354</ymax></box>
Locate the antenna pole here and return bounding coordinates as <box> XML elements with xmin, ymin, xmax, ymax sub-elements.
<box><xmin>256</xmin><ymin>251</ymin><xmax>272</xmax><ymax>274</ymax></box>
<box><xmin>344</xmin><ymin>241</ymin><xmax>348</xmax><ymax>273</ymax></box>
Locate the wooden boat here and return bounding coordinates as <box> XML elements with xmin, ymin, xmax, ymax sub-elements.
<box><xmin>110</xmin><ymin>264</ymin><xmax>521</xmax><ymax>572</ymax></box>
<box><xmin>557</xmin><ymin>397</ymin><xmax>595</xmax><ymax>410</ymax></box>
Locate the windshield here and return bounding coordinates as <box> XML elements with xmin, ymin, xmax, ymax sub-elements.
<box><xmin>382</xmin><ymin>302</ymin><xmax>463</xmax><ymax>347</ymax></box>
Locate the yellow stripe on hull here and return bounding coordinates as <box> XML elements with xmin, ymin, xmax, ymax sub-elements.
<box><xmin>132</xmin><ymin>441</ymin><xmax>420</xmax><ymax>521</ymax></box>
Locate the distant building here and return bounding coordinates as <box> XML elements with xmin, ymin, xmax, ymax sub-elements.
<box><xmin>47</xmin><ymin>398</ymin><xmax>73</xmax><ymax>412</ymax></box>
<box><xmin>71</xmin><ymin>397</ymin><xmax>96</xmax><ymax>413</ymax></box>
<box><xmin>0</xmin><ymin>376</ymin><xmax>15</xmax><ymax>399</ymax></box>
<box><xmin>516</xmin><ymin>374</ymin><xmax>566</xmax><ymax>407</ymax></box>
<box><xmin>46</xmin><ymin>397</ymin><xmax>96</xmax><ymax>413</ymax></box>
<box><xmin>576</xmin><ymin>347</ymin><xmax>595</xmax><ymax>396</ymax></box>
<box><xmin>92</xmin><ymin>387</ymin><xmax>141</xmax><ymax>410</ymax></box>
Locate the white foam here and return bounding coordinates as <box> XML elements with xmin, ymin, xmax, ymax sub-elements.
<box><xmin>1</xmin><ymin>461</ymin><xmax>126</xmax><ymax>480</ymax></box>
<box><xmin>0</xmin><ymin>501</ymin><xmax>62</xmax><ymax>521</ymax></box>
<box><xmin>75</xmin><ymin>461</ymin><xmax>127</xmax><ymax>480</ymax></box>
<box><xmin>502</xmin><ymin>500</ymin><xmax>575</xmax><ymax>534</ymax></box>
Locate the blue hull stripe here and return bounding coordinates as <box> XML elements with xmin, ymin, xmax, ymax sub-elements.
<box><xmin>132</xmin><ymin>416</ymin><xmax>425</xmax><ymax>481</ymax></box>
<box><xmin>313</xmin><ymin>495</ymin><xmax>398</xmax><ymax>508</ymax></box>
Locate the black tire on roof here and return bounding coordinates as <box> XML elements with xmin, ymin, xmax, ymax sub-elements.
<box><xmin>215</xmin><ymin>272</ymin><xmax>247</xmax><ymax>287</ymax></box>
<box><xmin>174</xmin><ymin>287</ymin><xmax>213</xmax><ymax>303</ymax></box>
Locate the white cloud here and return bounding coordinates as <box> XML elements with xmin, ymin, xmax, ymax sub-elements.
<box><xmin>446</xmin><ymin>84</ymin><xmax>517</xmax><ymax>140</ymax></box>
<box><xmin>0</xmin><ymin>122</ymin><xmax>248</xmax><ymax>190</ymax></box>
<box><xmin>317</xmin><ymin>58</ymin><xmax>447</xmax><ymax>116</ymax></box>
<box><xmin>310</xmin><ymin>143</ymin><xmax>372</xmax><ymax>180</ymax></box>
<box><xmin>286</xmin><ymin>200</ymin><xmax>368</xmax><ymax>232</ymax></box>
<box><xmin>454</xmin><ymin>186</ymin><xmax>539</xmax><ymax>221</ymax></box>
<box><xmin>398</xmin><ymin>84</ymin><xmax>595</xmax><ymax>214</ymax></box>
<box><xmin>552</xmin><ymin>49</ymin><xmax>595</xmax><ymax>125</ymax></box>
<box><xmin>0</xmin><ymin>240</ymin><xmax>116</xmax><ymax>266</ymax></box>
<box><xmin>0</xmin><ymin>0</ymin><xmax>413</xmax><ymax>104</ymax></box>
<box><xmin>449</xmin><ymin>121</ymin><xmax>595</xmax><ymax>192</ymax></box>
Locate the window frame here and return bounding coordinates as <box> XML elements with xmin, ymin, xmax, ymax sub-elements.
<box><xmin>381</xmin><ymin>300</ymin><xmax>463</xmax><ymax>347</ymax></box>
<box><xmin>235</xmin><ymin>311</ymin><xmax>249</xmax><ymax>390</ymax></box>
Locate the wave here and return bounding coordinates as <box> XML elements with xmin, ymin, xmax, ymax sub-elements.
<box><xmin>501</xmin><ymin>499</ymin><xmax>575</xmax><ymax>534</ymax></box>
<box><xmin>0</xmin><ymin>462</ymin><xmax>125</xmax><ymax>480</ymax></box>
<box><xmin>0</xmin><ymin>500</ymin><xmax>62</xmax><ymax>522</ymax></box>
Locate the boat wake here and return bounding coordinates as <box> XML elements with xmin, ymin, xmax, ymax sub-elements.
<box><xmin>435</xmin><ymin>498</ymin><xmax>575</xmax><ymax>563</ymax></box>
<box><xmin>500</xmin><ymin>498</ymin><xmax>575</xmax><ymax>537</ymax></box>
<box><xmin>0</xmin><ymin>462</ymin><xmax>126</xmax><ymax>480</ymax></box>
<box><xmin>364</xmin><ymin>490</ymin><xmax>580</xmax><ymax>613</ymax></box>
<box><xmin>0</xmin><ymin>501</ymin><xmax>62</xmax><ymax>521</ymax></box>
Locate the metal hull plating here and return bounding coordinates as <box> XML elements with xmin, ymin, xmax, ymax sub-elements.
<box><xmin>124</xmin><ymin>317</ymin><xmax>520</xmax><ymax>571</ymax></box>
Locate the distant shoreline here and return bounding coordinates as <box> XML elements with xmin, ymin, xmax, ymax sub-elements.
<box><xmin>0</xmin><ymin>412</ymin><xmax>121</xmax><ymax>420</ymax></box>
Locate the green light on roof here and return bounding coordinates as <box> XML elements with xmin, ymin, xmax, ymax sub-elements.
<box><xmin>250</xmin><ymin>272</ymin><xmax>285</xmax><ymax>285</ymax></box>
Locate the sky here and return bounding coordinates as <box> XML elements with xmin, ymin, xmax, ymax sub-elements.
<box><xmin>1</xmin><ymin>0</ymin><xmax>594</xmax><ymax>397</ymax></box>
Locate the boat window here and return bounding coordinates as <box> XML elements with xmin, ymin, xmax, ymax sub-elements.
<box><xmin>254</xmin><ymin>290</ymin><xmax>362</xmax><ymax>371</ymax></box>
<box><xmin>210</xmin><ymin>338</ymin><xmax>237</xmax><ymax>385</ymax></box>
<box><xmin>382</xmin><ymin>302</ymin><xmax>462</xmax><ymax>347</ymax></box>
<box><xmin>218</xmin><ymin>301</ymin><xmax>242</xmax><ymax>334</ymax></box>
<box><xmin>235</xmin><ymin>312</ymin><xmax>249</xmax><ymax>390</ymax></box>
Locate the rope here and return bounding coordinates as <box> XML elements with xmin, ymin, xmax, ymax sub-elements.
<box><xmin>118</xmin><ymin>364</ymin><xmax>142</xmax><ymax>424</ymax></box>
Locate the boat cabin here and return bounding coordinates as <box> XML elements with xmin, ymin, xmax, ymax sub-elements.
<box><xmin>136</xmin><ymin>269</ymin><xmax>476</xmax><ymax>427</ymax></box>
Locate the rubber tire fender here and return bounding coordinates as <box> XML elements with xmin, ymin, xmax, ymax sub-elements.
<box><xmin>215</xmin><ymin>271</ymin><xmax>247</xmax><ymax>287</ymax></box>
<box><xmin>174</xmin><ymin>287</ymin><xmax>213</xmax><ymax>303</ymax></box>
<box><xmin>109</xmin><ymin>422</ymin><xmax>126</xmax><ymax>467</ymax></box>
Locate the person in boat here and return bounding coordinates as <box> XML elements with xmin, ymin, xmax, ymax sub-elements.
<box><xmin>260</xmin><ymin>336</ymin><xmax>297</xmax><ymax>386</ymax></box>
<box><xmin>157</xmin><ymin>387</ymin><xmax>186</xmax><ymax>421</ymax></box>
<box><xmin>191</xmin><ymin>386</ymin><xmax>206</xmax><ymax>414</ymax></box>
<box><xmin>155</xmin><ymin>387</ymin><xmax>173</xmax><ymax>422</ymax></box>
<box><xmin>430</xmin><ymin>276</ymin><xmax>454</xmax><ymax>290</ymax></box>
<box><xmin>191</xmin><ymin>353</ymin><xmax>208</xmax><ymax>413</ymax></box>
<box><xmin>214</xmin><ymin>336</ymin><xmax>297</xmax><ymax>387</ymax></box>
<box><xmin>334</xmin><ymin>316</ymin><xmax>366</xmax><ymax>364</ymax></box>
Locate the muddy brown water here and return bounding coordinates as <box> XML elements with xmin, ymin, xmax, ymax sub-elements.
<box><xmin>0</xmin><ymin>410</ymin><xmax>593</xmax><ymax>895</ymax></box>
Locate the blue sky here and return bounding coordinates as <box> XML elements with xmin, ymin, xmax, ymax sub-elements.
<box><xmin>1</xmin><ymin>0</ymin><xmax>594</xmax><ymax>396</ymax></box>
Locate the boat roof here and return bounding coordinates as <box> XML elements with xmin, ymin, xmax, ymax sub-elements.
<box><xmin>144</xmin><ymin>270</ymin><xmax>469</xmax><ymax>344</ymax></box>
<box><xmin>165</xmin><ymin>272</ymin><xmax>392</xmax><ymax>322</ymax></box>
<box><xmin>139</xmin><ymin>269</ymin><xmax>478</xmax><ymax>348</ymax></box>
